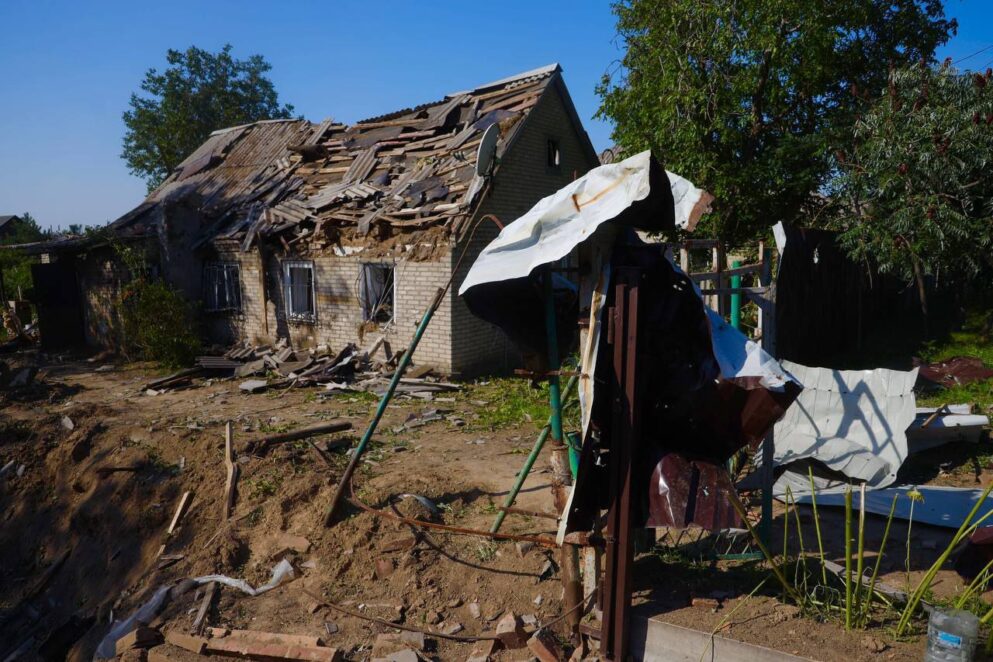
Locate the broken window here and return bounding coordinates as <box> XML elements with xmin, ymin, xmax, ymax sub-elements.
<box><xmin>360</xmin><ymin>263</ymin><xmax>395</xmax><ymax>324</ymax></box>
<box><xmin>283</xmin><ymin>260</ymin><xmax>316</xmax><ymax>321</ymax></box>
<box><xmin>203</xmin><ymin>263</ymin><xmax>241</xmax><ymax>312</ymax></box>
<box><xmin>547</xmin><ymin>139</ymin><xmax>561</xmax><ymax>169</ymax></box>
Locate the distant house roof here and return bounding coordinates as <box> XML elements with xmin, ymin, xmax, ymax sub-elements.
<box><xmin>81</xmin><ymin>63</ymin><xmax>595</xmax><ymax>258</ymax></box>
<box><xmin>0</xmin><ymin>215</ymin><xmax>22</xmax><ymax>230</ymax></box>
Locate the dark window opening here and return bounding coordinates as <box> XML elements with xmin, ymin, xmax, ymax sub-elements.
<box><xmin>283</xmin><ymin>260</ymin><xmax>315</xmax><ymax>321</ymax></box>
<box><xmin>204</xmin><ymin>262</ymin><xmax>241</xmax><ymax>312</ymax></box>
<box><xmin>361</xmin><ymin>263</ymin><xmax>395</xmax><ymax>324</ymax></box>
<box><xmin>547</xmin><ymin>139</ymin><xmax>561</xmax><ymax>169</ymax></box>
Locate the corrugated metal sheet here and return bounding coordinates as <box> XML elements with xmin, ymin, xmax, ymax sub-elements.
<box><xmin>764</xmin><ymin>361</ymin><xmax>919</xmax><ymax>494</ymax></box>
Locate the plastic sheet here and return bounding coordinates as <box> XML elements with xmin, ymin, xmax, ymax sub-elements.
<box><xmin>194</xmin><ymin>558</ymin><xmax>296</xmax><ymax>596</ymax></box>
<box><xmin>93</xmin><ymin>585</ymin><xmax>171</xmax><ymax>659</ymax></box>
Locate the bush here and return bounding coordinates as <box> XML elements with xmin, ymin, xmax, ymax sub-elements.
<box><xmin>119</xmin><ymin>279</ymin><xmax>200</xmax><ymax>368</ymax></box>
<box><xmin>112</xmin><ymin>240</ymin><xmax>200</xmax><ymax>368</ymax></box>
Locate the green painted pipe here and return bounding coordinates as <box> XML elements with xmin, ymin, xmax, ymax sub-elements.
<box><xmin>730</xmin><ymin>258</ymin><xmax>742</xmax><ymax>330</ymax></box>
<box><xmin>489</xmin><ymin>376</ymin><xmax>578</xmax><ymax>534</ymax></box>
<box><xmin>543</xmin><ymin>271</ymin><xmax>565</xmax><ymax>453</ymax></box>
<box><xmin>323</xmin><ymin>287</ymin><xmax>445</xmax><ymax>526</ymax></box>
<box><xmin>566</xmin><ymin>432</ymin><xmax>581</xmax><ymax>478</ymax></box>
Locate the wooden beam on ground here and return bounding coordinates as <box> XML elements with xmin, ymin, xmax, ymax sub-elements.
<box><xmin>243</xmin><ymin>420</ymin><xmax>353</xmax><ymax>454</ymax></box>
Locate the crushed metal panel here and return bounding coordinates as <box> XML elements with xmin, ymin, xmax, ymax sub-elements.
<box><xmin>765</xmin><ymin>361</ymin><xmax>918</xmax><ymax>493</ymax></box>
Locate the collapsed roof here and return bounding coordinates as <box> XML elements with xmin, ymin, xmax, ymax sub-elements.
<box><xmin>71</xmin><ymin>64</ymin><xmax>593</xmax><ymax>259</ymax></box>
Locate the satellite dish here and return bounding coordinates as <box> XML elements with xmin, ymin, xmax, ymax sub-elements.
<box><xmin>475</xmin><ymin>123</ymin><xmax>500</xmax><ymax>177</ymax></box>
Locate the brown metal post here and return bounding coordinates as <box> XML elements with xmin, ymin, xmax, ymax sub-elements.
<box><xmin>561</xmin><ymin>543</ymin><xmax>583</xmax><ymax>635</ymax></box>
<box><xmin>600</xmin><ymin>267</ymin><xmax>641</xmax><ymax>661</ymax></box>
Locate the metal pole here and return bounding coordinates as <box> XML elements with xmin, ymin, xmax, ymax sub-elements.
<box><xmin>543</xmin><ymin>269</ymin><xmax>576</xmax><ymax>486</ymax></box>
<box><xmin>323</xmin><ymin>287</ymin><xmax>445</xmax><ymax>526</ymax></box>
<box><xmin>489</xmin><ymin>376</ymin><xmax>578</xmax><ymax>534</ymax></box>
<box><xmin>730</xmin><ymin>258</ymin><xmax>742</xmax><ymax>330</ymax></box>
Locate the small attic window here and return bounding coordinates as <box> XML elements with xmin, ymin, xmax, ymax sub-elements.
<box><xmin>547</xmin><ymin>139</ymin><xmax>561</xmax><ymax>169</ymax></box>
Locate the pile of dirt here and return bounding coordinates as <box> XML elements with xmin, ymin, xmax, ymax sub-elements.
<box><xmin>0</xmin><ymin>358</ymin><xmax>564</xmax><ymax>661</ymax></box>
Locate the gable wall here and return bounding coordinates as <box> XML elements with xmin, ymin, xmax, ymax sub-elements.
<box><xmin>449</xmin><ymin>81</ymin><xmax>599</xmax><ymax>376</ymax></box>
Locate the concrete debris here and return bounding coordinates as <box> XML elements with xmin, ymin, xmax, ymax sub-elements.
<box><xmin>527</xmin><ymin>628</ymin><xmax>564</xmax><ymax>662</ymax></box>
<box><xmin>495</xmin><ymin>611</ymin><xmax>527</xmax><ymax>649</ymax></box>
<box><xmin>466</xmin><ymin>639</ymin><xmax>498</xmax><ymax>662</ymax></box>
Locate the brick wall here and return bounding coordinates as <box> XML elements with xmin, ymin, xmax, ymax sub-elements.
<box><xmin>449</xmin><ymin>80</ymin><xmax>599</xmax><ymax>375</ymax></box>
<box><xmin>205</xmin><ymin>243</ymin><xmax>456</xmax><ymax>372</ymax></box>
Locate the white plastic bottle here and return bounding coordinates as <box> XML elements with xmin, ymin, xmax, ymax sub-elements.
<box><xmin>926</xmin><ymin>609</ymin><xmax>979</xmax><ymax>661</ymax></box>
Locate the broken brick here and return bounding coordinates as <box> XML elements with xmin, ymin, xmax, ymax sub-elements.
<box><xmin>374</xmin><ymin>558</ymin><xmax>395</xmax><ymax>580</ymax></box>
<box><xmin>466</xmin><ymin>639</ymin><xmax>498</xmax><ymax>662</ymax></box>
<box><xmin>691</xmin><ymin>597</ymin><xmax>720</xmax><ymax>610</ymax></box>
<box><xmin>495</xmin><ymin>611</ymin><xmax>527</xmax><ymax>649</ymax></box>
<box><xmin>164</xmin><ymin>631</ymin><xmax>208</xmax><ymax>654</ymax></box>
<box><xmin>116</xmin><ymin>626</ymin><xmax>162</xmax><ymax>655</ymax></box>
<box><xmin>527</xmin><ymin>629</ymin><xmax>564</xmax><ymax>662</ymax></box>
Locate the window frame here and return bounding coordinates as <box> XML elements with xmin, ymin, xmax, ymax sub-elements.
<box><xmin>282</xmin><ymin>259</ymin><xmax>317</xmax><ymax>322</ymax></box>
<box><xmin>546</xmin><ymin>137</ymin><xmax>562</xmax><ymax>172</ymax></box>
<box><xmin>203</xmin><ymin>261</ymin><xmax>242</xmax><ymax>313</ymax></box>
<box><xmin>360</xmin><ymin>262</ymin><xmax>397</xmax><ymax>326</ymax></box>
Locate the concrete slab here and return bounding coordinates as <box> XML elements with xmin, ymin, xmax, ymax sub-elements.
<box><xmin>630</xmin><ymin>606</ymin><xmax>812</xmax><ymax>662</ymax></box>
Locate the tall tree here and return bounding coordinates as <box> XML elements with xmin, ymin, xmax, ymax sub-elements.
<box><xmin>832</xmin><ymin>63</ymin><xmax>993</xmax><ymax>318</ymax></box>
<box><xmin>597</xmin><ymin>0</ymin><xmax>955</xmax><ymax>244</ymax></box>
<box><xmin>122</xmin><ymin>45</ymin><xmax>294</xmax><ymax>190</ymax></box>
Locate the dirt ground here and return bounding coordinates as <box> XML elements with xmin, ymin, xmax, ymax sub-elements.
<box><xmin>0</xmin><ymin>350</ymin><xmax>990</xmax><ymax>660</ymax></box>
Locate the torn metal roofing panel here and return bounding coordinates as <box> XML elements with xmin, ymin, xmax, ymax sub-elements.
<box><xmin>763</xmin><ymin>361</ymin><xmax>919</xmax><ymax>495</ymax></box>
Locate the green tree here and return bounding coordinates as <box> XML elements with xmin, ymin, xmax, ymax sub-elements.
<box><xmin>832</xmin><ymin>63</ymin><xmax>993</xmax><ymax>319</ymax></box>
<box><xmin>122</xmin><ymin>44</ymin><xmax>294</xmax><ymax>190</ymax></box>
<box><xmin>597</xmin><ymin>0</ymin><xmax>955</xmax><ymax>244</ymax></box>
<box><xmin>0</xmin><ymin>212</ymin><xmax>45</xmax><ymax>300</ymax></box>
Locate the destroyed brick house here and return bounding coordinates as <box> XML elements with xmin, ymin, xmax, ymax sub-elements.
<box><xmin>26</xmin><ymin>65</ymin><xmax>600</xmax><ymax>375</ymax></box>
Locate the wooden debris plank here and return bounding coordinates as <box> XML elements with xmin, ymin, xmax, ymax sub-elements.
<box><xmin>166</xmin><ymin>491</ymin><xmax>194</xmax><ymax>536</ymax></box>
<box><xmin>208</xmin><ymin>628</ymin><xmax>323</xmax><ymax>647</ymax></box>
<box><xmin>205</xmin><ymin>639</ymin><xmax>342</xmax><ymax>661</ymax></box>
<box><xmin>191</xmin><ymin>582</ymin><xmax>217</xmax><ymax>634</ymax></box>
<box><xmin>223</xmin><ymin>423</ymin><xmax>238</xmax><ymax>519</ymax></box>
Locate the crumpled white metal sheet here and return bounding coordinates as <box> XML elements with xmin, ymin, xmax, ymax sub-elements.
<box><xmin>792</xmin><ymin>484</ymin><xmax>993</xmax><ymax>529</ymax></box>
<box><xmin>767</xmin><ymin>361</ymin><xmax>919</xmax><ymax>494</ymax></box>
<box><xmin>458</xmin><ymin>150</ymin><xmax>709</xmax><ymax>296</ymax></box>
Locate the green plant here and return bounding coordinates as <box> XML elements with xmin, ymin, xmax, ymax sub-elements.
<box><xmin>112</xmin><ymin>240</ymin><xmax>200</xmax><ymax>368</ymax></box>
<box><xmin>734</xmin><ymin>479</ymin><xmax>901</xmax><ymax>630</ymax></box>
<box><xmin>905</xmin><ymin>487</ymin><xmax>924</xmax><ymax>586</ymax></box>
<box><xmin>475</xmin><ymin>542</ymin><xmax>497</xmax><ymax>563</ymax></box>
<box><xmin>833</xmin><ymin>64</ymin><xmax>993</xmax><ymax>319</ymax></box>
<box><xmin>896</xmin><ymin>481</ymin><xmax>993</xmax><ymax>635</ymax></box>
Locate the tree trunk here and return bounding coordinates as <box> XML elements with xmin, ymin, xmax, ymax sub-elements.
<box><xmin>909</xmin><ymin>249</ymin><xmax>929</xmax><ymax>337</ymax></box>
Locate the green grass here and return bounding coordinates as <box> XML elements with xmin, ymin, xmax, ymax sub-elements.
<box><xmin>466</xmin><ymin>377</ymin><xmax>581</xmax><ymax>432</ymax></box>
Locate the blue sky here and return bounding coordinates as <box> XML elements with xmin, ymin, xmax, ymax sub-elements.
<box><xmin>0</xmin><ymin>0</ymin><xmax>989</xmax><ymax>230</ymax></box>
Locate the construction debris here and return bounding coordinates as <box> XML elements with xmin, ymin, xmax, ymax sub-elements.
<box><xmin>115</xmin><ymin>626</ymin><xmax>163</xmax><ymax>655</ymax></box>
<box><xmin>243</xmin><ymin>420</ymin><xmax>353</xmax><ymax>454</ymax></box>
